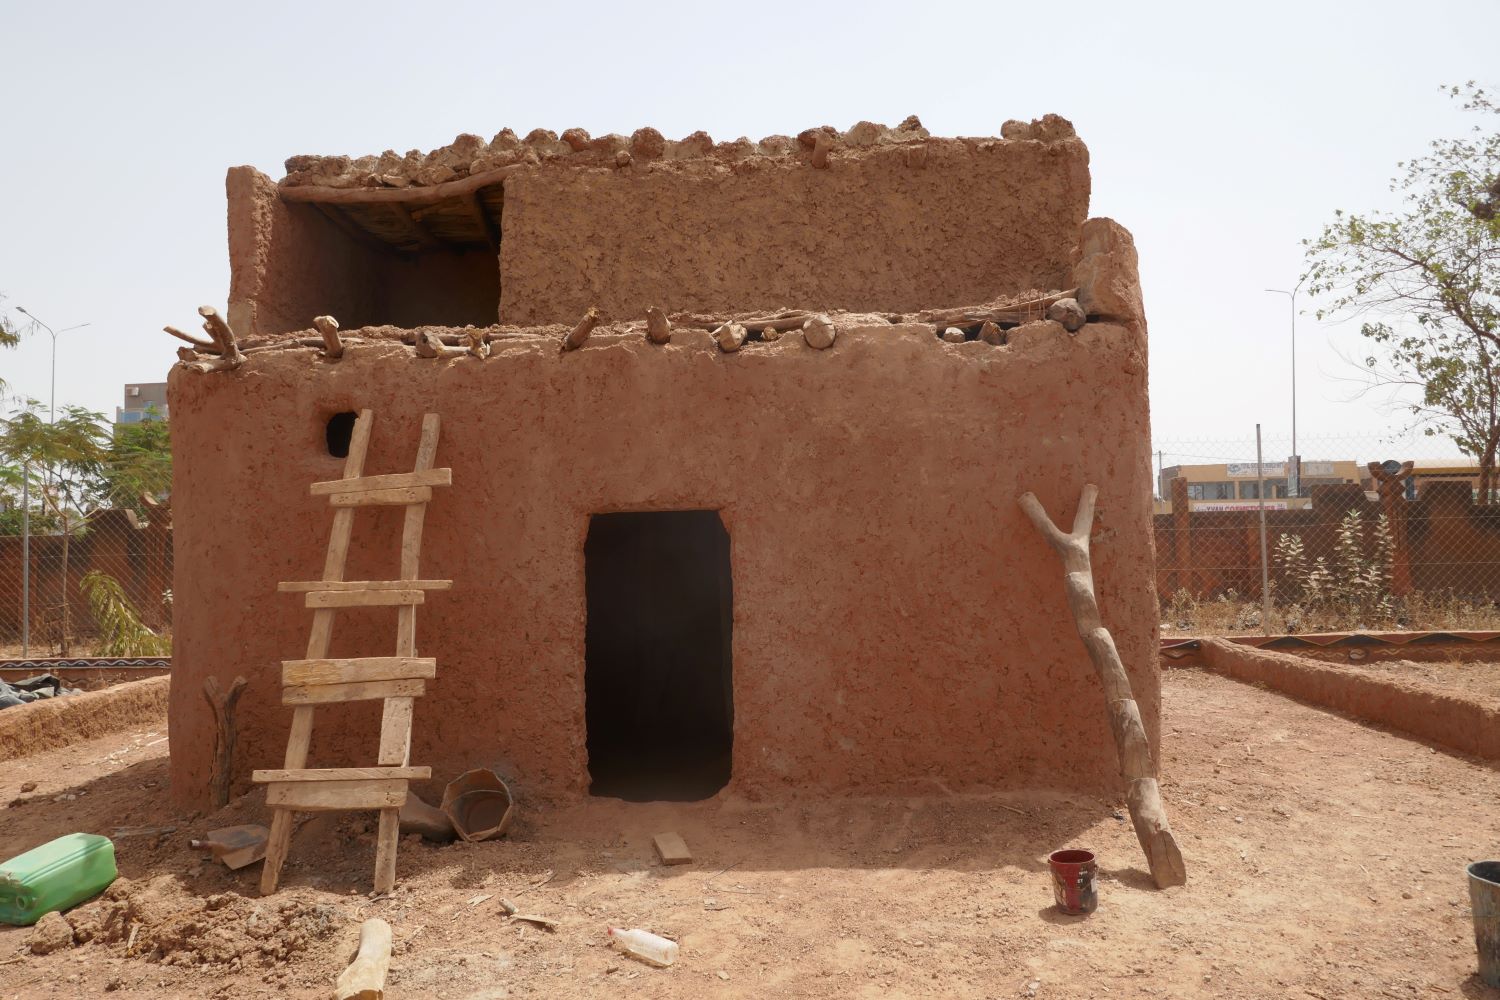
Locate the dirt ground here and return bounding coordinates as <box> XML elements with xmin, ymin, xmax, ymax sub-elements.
<box><xmin>1355</xmin><ymin>658</ymin><xmax>1500</xmax><ymax>701</ymax></box>
<box><xmin>1</xmin><ymin>670</ymin><xmax>1498</xmax><ymax>999</ymax></box>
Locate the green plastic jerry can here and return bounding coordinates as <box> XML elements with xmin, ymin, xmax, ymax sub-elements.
<box><xmin>0</xmin><ymin>833</ymin><xmax>117</xmax><ymax>926</ymax></box>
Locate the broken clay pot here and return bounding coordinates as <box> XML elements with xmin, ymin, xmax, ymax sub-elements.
<box><xmin>440</xmin><ymin>769</ymin><xmax>515</xmax><ymax>843</ymax></box>
<box><xmin>399</xmin><ymin>792</ymin><xmax>456</xmax><ymax>843</ymax></box>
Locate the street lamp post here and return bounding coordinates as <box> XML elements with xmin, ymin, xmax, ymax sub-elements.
<box><xmin>15</xmin><ymin>307</ymin><xmax>90</xmax><ymax>422</ymax></box>
<box><xmin>13</xmin><ymin>308</ymin><xmax>89</xmax><ymax>658</ymax></box>
<box><xmin>1264</xmin><ymin>280</ymin><xmax>1305</xmax><ymax>496</ymax></box>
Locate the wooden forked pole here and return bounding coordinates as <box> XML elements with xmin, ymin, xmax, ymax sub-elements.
<box><xmin>1017</xmin><ymin>484</ymin><xmax>1187</xmax><ymax>889</ymax></box>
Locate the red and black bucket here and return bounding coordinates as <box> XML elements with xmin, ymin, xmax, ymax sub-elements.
<box><xmin>1048</xmin><ymin>848</ymin><xmax>1098</xmax><ymax>915</ymax></box>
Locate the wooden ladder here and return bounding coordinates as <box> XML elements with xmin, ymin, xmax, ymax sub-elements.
<box><xmin>252</xmin><ymin>409</ymin><xmax>451</xmax><ymax>895</ymax></box>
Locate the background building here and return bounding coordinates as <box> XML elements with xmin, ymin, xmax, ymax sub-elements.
<box><xmin>116</xmin><ymin>382</ymin><xmax>168</xmax><ymax>424</ymax></box>
<box><xmin>1156</xmin><ymin>460</ymin><xmax>1363</xmax><ymax>513</ymax></box>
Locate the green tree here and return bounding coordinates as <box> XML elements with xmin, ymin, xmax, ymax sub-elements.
<box><xmin>1305</xmin><ymin>83</ymin><xmax>1500</xmax><ymax>497</ymax></box>
<box><xmin>102</xmin><ymin>408</ymin><xmax>171</xmax><ymax>514</ymax></box>
<box><xmin>0</xmin><ymin>402</ymin><xmax>109</xmax><ymax>654</ymax></box>
<box><xmin>0</xmin><ymin>295</ymin><xmax>21</xmax><ymax>399</ymax></box>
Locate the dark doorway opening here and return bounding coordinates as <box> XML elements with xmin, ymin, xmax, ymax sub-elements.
<box><xmin>585</xmin><ymin>510</ymin><xmax>733</xmax><ymax>801</ymax></box>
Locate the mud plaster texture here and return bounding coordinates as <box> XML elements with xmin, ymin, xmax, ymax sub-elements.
<box><xmin>498</xmin><ymin>138</ymin><xmax>1089</xmax><ymax>324</ymax></box>
<box><xmin>167</xmin><ymin>319</ymin><xmax>1156</xmax><ymax>810</ymax></box>
<box><xmin>227</xmin><ymin>121</ymin><xmax>1090</xmax><ymax>335</ymax></box>
<box><xmin>0</xmin><ymin>676</ymin><xmax>169</xmax><ymax>763</ymax></box>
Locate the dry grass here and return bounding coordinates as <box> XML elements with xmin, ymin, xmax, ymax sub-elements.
<box><xmin>1160</xmin><ymin>587</ymin><xmax>1500</xmax><ymax>636</ymax></box>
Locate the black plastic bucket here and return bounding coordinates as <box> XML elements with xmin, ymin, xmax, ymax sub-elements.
<box><xmin>1468</xmin><ymin>861</ymin><xmax>1500</xmax><ymax>987</ymax></box>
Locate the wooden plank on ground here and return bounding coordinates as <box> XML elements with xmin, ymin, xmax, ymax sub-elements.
<box><xmin>279</xmin><ymin>579</ymin><xmax>451</xmax><ymax>593</ymax></box>
<box><xmin>283</xmin><ymin>678</ymin><xmax>426</xmax><ymax>705</ymax></box>
<box><xmin>282</xmin><ymin>657</ymin><xmax>437</xmax><ymax>687</ymax></box>
<box><xmin>252</xmin><ymin>766</ymin><xmax>431</xmax><ymax>783</ymax></box>
<box><xmin>264</xmin><ymin>777</ymin><xmax>409</xmax><ymax>811</ymax></box>
<box><xmin>328</xmin><ymin>486</ymin><xmax>432</xmax><ymax>507</ymax></box>
<box><xmin>652</xmin><ymin>832</ymin><xmax>693</xmax><ymax>866</ymax></box>
<box><xmin>310</xmin><ymin>468</ymin><xmax>452</xmax><ymax>496</ymax></box>
<box><xmin>305</xmin><ymin>589</ymin><xmax>424</xmax><ymax>609</ymax></box>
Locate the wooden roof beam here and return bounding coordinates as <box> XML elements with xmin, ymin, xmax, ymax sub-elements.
<box><xmin>277</xmin><ymin>164</ymin><xmax>523</xmax><ymax>206</ymax></box>
<box><xmin>385</xmin><ymin>203</ymin><xmax>444</xmax><ymax>250</ymax></box>
<box><xmin>466</xmin><ymin>192</ymin><xmax>500</xmax><ymax>252</ymax></box>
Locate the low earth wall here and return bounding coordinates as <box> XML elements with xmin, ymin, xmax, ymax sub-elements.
<box><xmin>0</xmin><ymin>509</ymin><xmax>173</xmax><ymax>643</ymax></box>
<box><xmin>0</xmin><ymin>675</ymin><xmax>170</xmax><ymax>763</ymax></box>
<box><xmin>1199</xmin><ymin>638</ymin><xmax>1500</xmax><ymax>760</ymax></box>
<box><xmin>167</xmin><ymin>315</ymin><xmax>1157</xmax><ymax>808</ymax></box>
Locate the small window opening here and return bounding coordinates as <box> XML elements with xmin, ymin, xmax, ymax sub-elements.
<box><xmin>585</xmin><ymin>510</ymin><xmax>733</xmax><ymax>801</ymax></box>
<box><xmin>326</xmin><ymin>411</ymin><xmax>358</xmax><ymax>458</ymax></box>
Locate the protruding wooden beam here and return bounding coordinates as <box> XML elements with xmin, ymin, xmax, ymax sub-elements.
<box><xmin>179</xmin><ymin>306</ymin><xmax>245</xmax><ymax>373</ymax></box>
<box><xmin>803</xmin><ymin>314</ymin><xmax>836</xmax><ymax>350</ymax></box>
<box><xmin>561</xmin><ymin>307</ymin><xmax>600</xmax><ymax>353</ymax></box>
<box><xmin>414</xmin><ymin>330</ymin><xmax>463</xmax><ymax>358</ymax></box>
<box><xmin>645</xmin><ymin>306</ymin><xmax>671</xmax><ymax>344</ymax></box>
<box><xmin>313</xmin><ymin>315</ymin><xmax>343</xmax><ymax>359</ymax></box>
<box><xmin>165</xmin><ymin>325</ymin><xmax>214</xmax><ymax>350</ymax></box>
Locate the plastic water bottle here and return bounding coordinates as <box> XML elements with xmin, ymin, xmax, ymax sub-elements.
<box><xmin>607</xmin><ymin>926</ymin><xmax>678</xmax><ymax>967</ymax></box>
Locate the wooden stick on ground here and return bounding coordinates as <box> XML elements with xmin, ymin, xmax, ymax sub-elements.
<box><xmin>334</xmin><ymin>918</ymin><xmax>392</xmax><ymax>1000</ymax></box>
<box><xmin>202</xmin><ymin>675</ymin><xmax>249</xmax><ymax>809</ymax></box>
<box><xmin>1017</xmin><ymin>484</ymin><xmax>1187</xmax><ymax>888</ymax></box>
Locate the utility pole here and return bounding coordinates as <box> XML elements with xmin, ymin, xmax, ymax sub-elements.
<box><xmin>1264</xmin><ymin>281</ymin><xmax>1304</xmax><ymax>497</ymax></box>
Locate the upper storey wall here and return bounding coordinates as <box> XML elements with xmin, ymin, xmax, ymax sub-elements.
<box><xmin>237</xmin><ymin>116</ymin><xmax>1093</xmax><ymax>334</ymax></box>
<box><xmin>498</xmin><ymin>136</ymin><xmax>1090</xmax><ymax>324</ymax></box>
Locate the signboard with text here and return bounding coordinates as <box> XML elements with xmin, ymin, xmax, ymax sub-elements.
<box><xmin>1224</xmin><ymin>460</ymin><xmax>1335</xmax><ymax>479</ymax></box>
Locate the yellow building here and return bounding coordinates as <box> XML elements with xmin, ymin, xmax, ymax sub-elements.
<box><xmin>1154</xmin><ymin>460</ymin><xmax>1365</xmax><ymax>514</ymax></box>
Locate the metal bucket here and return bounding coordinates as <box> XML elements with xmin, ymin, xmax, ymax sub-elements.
<box><xmin>1048</xmin><ymin>848</ymin><xmax>1098</xmax><ymax>915</ymax></box>
<box><xmin>1468</xmin><ymin>861</ymin><xmax>1500</xmax><ymax>986</ymax></box>
<box><xmin>440</xmin><ymin>768</ymin><xmax>515</xmax><ymax>843</ymax></box>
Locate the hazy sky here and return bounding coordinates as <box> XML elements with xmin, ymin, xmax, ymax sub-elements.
<box><xmin>2</xmin><ymin>0</ymin><xmax>1496</xmax><ymax>464</ymax></box>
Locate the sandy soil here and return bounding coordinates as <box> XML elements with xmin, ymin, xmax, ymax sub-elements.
<box><xmin>1356</xmin><ymin>658</ymin><xmax>1500</xmax><ymax>701</ymax></box>
<box><xmin>1</xmin><ymin>670</ymin><xmax>1498</xmax><ymax>999</ymax></box>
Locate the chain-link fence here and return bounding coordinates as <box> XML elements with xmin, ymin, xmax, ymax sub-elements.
<box><xmin>0</xmin><ymin>501</ymin><xmax>172</xmax><ymax>659</ymax></box>
<box><xmin>1154</xmin><ymin>429</ymin><xmax>1500</xmax><ymax>636</ymax></box>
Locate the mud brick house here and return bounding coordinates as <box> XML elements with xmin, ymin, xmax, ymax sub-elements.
<box><xmin>166</xmin><ymin>115</ymin><xmax>1158</xmax><ymax>807</ymax></box>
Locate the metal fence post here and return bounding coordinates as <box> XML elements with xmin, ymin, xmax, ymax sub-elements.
<box><xmin>1256</xmin><ymin>424</ymin><xmax>1271</xmax><ymax>636</ymax></box>
<box><xmin>20</xmin><ymin>460</ymin><xmax>29</xmax><ymax>657</ymax></box>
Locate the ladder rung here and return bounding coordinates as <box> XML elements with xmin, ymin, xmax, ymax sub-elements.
<box><xmin>305</xmin><ymin>589</ymin><xmax>425</xmax><ymax>608</ymax></box>
<box><xmin>282</xmin><ymin>657</ymin><xmax>436</xmax><ymax>686</ymax></box>
<box><xmin>283</xmin><ymin>679</ymin><xmax>426</xmax><ymax>705</ymax></box>
<box><xmin>261</xmin><ymin>776</ymin><xmax>413</xmax><ymax>812</ymax></box>
<box><xmin>329</xmin><ymin>486</ymin><xmax>431</xmax><ymax>507</ymax></box>
<box><xmin>252</xmin><ymin>766</ymin><xmax>431</xmax><ymax>783</ymax></box>
<box><xmin>310</xmin><ymin>468</ymin><xmax>452</xmax><ymax>496</ymax></box>
<box><xmin>278</xmin><ymin>579</ymin><xmax>452</xmax><ymax>593</ymax></box>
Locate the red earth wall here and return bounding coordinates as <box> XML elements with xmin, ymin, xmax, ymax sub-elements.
<box><xmin>166</xmin><ymin>318</ymin><xmax>1158</xmax><ymax>808</ymax></box>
